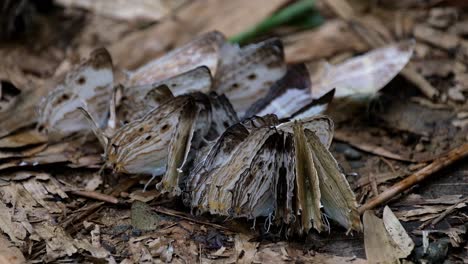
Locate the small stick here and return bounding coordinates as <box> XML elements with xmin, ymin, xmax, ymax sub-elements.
<box><xmin>359</xmin><ymin>142</ymin><xmax>468</xmax><ymax>214</ymax></box>
<box><xmin>430</xmin><ymin>197</ymin><xmax>468</xmax><ymax>226</ymax></box>
<box><xmin>69</xmin><ymin>190</ymin><xmax>119</xmax><ymax>204</ymax></box>
<box><xmin>153</xmin><ymin>206</ymin><xmax>231</xmax><ymax>231</ymax></box>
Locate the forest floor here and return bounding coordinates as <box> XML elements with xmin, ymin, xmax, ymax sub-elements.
<box><xmin>0</xmin><ymin>0</ymin><xmax>467</xmax><ymax>263</ymax></box>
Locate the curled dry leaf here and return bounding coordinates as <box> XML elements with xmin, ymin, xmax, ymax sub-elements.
<box><xmin>363</xmin><ymin>207</ymin><xmax>414</xmax><ymax>263</ymax></box>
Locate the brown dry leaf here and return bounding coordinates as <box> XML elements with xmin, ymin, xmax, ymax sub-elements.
<box><xmin>56</xmin><ymin>0</ymin><xmax>187</xmax><ymax>21</ymax></box>
<box><xmin>0</xmin><ymin>67</ymin><xmax>46</xmax><ymax>138</ymax></box>
<box><xmin>283</xmin><ymin>20</ymin><xmax>368</xmax><ymax>64</ymax></box>
<box><xmin>234</xmin><ymin>233</ymin><xmax>259</xmax><ymax>264</ymax></box>
<box><xmin>0</xmin><ymin>144</ymin><xmax>47</xmax><ymax>160</ymax></box>
<box><xmin>110</xmin><ymin>0</ymin><xmax>288</xmax><ymax>69</ymax></box>
<box><xmin>383</xmin><ymin>206</ymin><xmax>415</xmax><ymax>257</ymax></box>
<box><xmin>414</xmin><ymin>24</ymin><xmax>461</xmax><ymax>51</ymax></box>
<box><xmin>334</xmin><ymin>130</ymin><xmax>415</xmax><ymax>162</ymax></box>
<box><xmin>0</xmin><ymin>201</ymin><xmax>22</xmax><ymax>245</ymax></box>
<box><xmin>253</xmin><ymin>242</ymin><xmax>366</xmax><ymax>263</ymax></box>
<box><xmin>394</xmin><ymin>203</ymin><xmax>467</xmax><ymax>222</ymax></box>
<box><xmin>0</xmin><ymin>234</ymin><xmax>25</xmax><ymax>264</ymax></box>
<box><xmin>364</xmin><ymin>209</ymin><xmax>414</xmax><ymax>263</ymax></box>
<box><xmin>126</xmin><ymin>238</ymin><xmax>154</xmax><ymax>263</ymax></box>
<box><xmin>0</xmin><ymin>129</ymin><xmax>47</xmax><ymax>148</ymax></box>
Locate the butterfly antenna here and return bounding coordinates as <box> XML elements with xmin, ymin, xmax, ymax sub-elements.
<box><xmin>78</xmin><ymin>105</ymin><xmax>108</xmax><ymax>149</ymax></box>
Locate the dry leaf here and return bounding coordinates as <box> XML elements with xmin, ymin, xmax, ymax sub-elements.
<box><xmin>56</xmin><ymin>0</ymin><xmax>187</xmax><ymax>21</ymax></box>
<box><xmin>0</xmin><ymin>234</ymin><xmax>25</xmax><ymax>264</ymax></box>
<box><xmin>364</xmin><ymin>208</ymin><xmax>414</xmax><ymax>263</ymax></box>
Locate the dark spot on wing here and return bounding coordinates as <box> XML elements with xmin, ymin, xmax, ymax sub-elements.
<box><xmin>247</xmin><ymin>74</ymin><xmax>256</xmax><ymax>80</ymax></box>
<box><xmin>268</xmin><ymin>162</ymin><xmax>273</xmax><ymax>170</ymax></box>
<box><xmin>161</xmin><ymin>124</ymin><xmax>170</xmax><ymax>133</ymax></box>
<box><xmin>223</xmin><ymin>121</ymin><xmax>230</xmax><ymax>128</ymax></box>
<box><xmin>171</xmin><ymin>83</ymin><xmax>177</xmax><ymax>87</ymax></box>
<box><xmin>138</xmin><ymin>127</ymin><xmax>144</xmax><ymax>132</ymax></box>
<box><xmin>76</xmin><ymin>76</ymin><xmax>86</xmax><ymax>85</ymax></box>
<box><xmin>231</xmin><ymin>83</ymin><xmax>239</xmax><ymax>89</ymax></box>
<box><xmin>145</xmin><ymin>135</ymin><xmax>152</xmax><ymax>140</ymax></box>
<box><xmin>54</xmin><ymin>93</ymin><xmax>71</xmax><ymax>105</ymax></box>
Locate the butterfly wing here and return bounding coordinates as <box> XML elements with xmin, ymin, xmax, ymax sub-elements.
<box><xmin>120</xmin><ymin>66</ymin><xmax>212</xmax><ymax>122</ymax></box>
<box><xmin>312</xmin><ymin>40</ymin><xmax>414</xmax><ymax>100</ymax></box>
<box><xmin>213</xmin><ymin>39</ymin><xmax>286</xmax><ymax>116</ymax></box>
<box><xmin>108</xmin><ymin>96</ymin><xmax>195</xmax><ymax>176</ymax></box>
<box><xmin>158</xmin><ymin>99</ymin><xmax>198</xmax><ymax>195</ymax></box>
<box><xmin>292</xmin><ymin>122</ymin><xmax>323</xmax><ymax>233</ymax></box>
<box><xmin>277</xmin><ymin>115</ymin><xmax>334</xmax><ymax>148</ymax></box>
<box><xmin>128</xmin><ymin>31</ymin><xmax>226</xmax><ymax>86</ymax></box>
<box><xmin>38</xmin><ymin>48</ymin><xmax>114</xmax><ymax>139</ymax></box>
<box><xmin>187</xmin><ymin>116</ymin><xmax>277</xmax><ymax>216</ymax></box>
<box><xmin>305</xmin><ymin>129</ymin><xmax>361</xmax><ymax>232</ymax></box>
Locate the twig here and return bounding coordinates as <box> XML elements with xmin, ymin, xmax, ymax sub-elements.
<box><xmin>358</xmin><ymin>142</ymin><xmax>468</xmax><ymax>214</ymax></box>
<box><xmin>430</xmin><ymin>197</ymin><xmax>468</xmax><ymax>226</ymax></box>
<box><xmin>69</xmin><ymin>190</ymin><xmax>119</xmax><ymax>204</ymax></box>
<box><xmin>153</xmin><ymin>206</ymin><xmax>231</xmax><ymax>231</ymax></box>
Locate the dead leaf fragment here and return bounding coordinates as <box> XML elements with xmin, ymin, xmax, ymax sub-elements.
<box><xmin>55</xmin><ymin>0</ymin><xmax>187</xmax><ymax>21</ymax></box>
<box><xmin>0</xmin><ymin>234</ymin><xmax>25</xmax><ymax>264</ymax></box>
<box><xmin>364</xmin><ymin>208</ymin><xmax>414</xmax><ymax>263</ymax></box>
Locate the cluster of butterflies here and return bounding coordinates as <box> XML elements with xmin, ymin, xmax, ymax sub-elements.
<box><xmin>36</xmin><ymin>31</ymin><xmax>414</xmax><ymax>234</ymax></box>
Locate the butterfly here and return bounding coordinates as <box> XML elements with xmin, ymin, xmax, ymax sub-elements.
<box><xmin>119</xmin><ymin>66</ymin><xmax>213</xmax><ymax>124</ymax></box>
<box><xmin>80</xmin><ymin>89</ymin><xmax>239</xmax><ymax>192</ymax></box>
<box><xmin>212</xmin><ymin>38</ymin><xmax>286</xmax><ymax>116</ymax></box>
<box><xmin>244</xmin><ymin>64</ymin><xmax>334</xmax><ymax>120</ymax></box>
<box><xmin>184</xmin><ymin>115</ymin><xmax>361</xmax><ymax>234</ymax></box>
<box><xmin>37</xmin><ymin>48</ymin><xmax>114</xmax><ymax>141</ymax></box>
<box><xmin>128</xmin><ymin>31</ymin><xmax>226</xmax><ymax>86</ymax></box>
<box><xmin>128</xmin><ymin>31</ymin><xmax>287</xmax><ymax>118</ymax></box>
<box><xmin>311</xmin><ymin>40</ymin><xmax>415</xmax><ymax>100</ymax></box>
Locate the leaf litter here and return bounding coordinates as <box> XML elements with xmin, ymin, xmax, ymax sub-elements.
<box><xmin>0</xmin><ymin>0</ymin><xmax>467</xmax><ymax>263</ymax></box>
